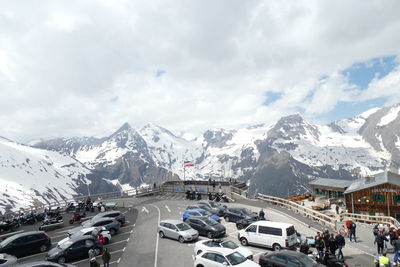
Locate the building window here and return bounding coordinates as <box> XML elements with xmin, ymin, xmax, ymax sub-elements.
<box><xmin>337</xmin><ymin>192</ymin><xmax>344</xmax><ymax>198</ymax></box>
<box><xmin>372</xmin><ymin>194</ymin><xmax>385</xmax><ymax>202</ymax></box>
<box><xmin>315</xmin><ymin>188</ymin><xmax>326</xmax><ymax>195</ymax></box>
<box><xmin>393</xmin><ymin>196</ymin><xmax>400</xmax><ymax>203</ymax></box>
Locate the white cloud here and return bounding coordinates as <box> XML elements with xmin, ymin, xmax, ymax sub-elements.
<box><xmin>0</xmin><ymin>0</ymin><xmax>400</xmax><ymax>142</ymax></box>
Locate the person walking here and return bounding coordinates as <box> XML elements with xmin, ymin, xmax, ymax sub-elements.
<box><xmin>335</xmin><ymin>205</ymin><xmax>339</xmax><ymax>214</ymax></box>
<box><xmin>328</xmin><ymin>233</ymin><xmax>337</xmax><ymax>255</ymax></box>
<box><xmin>376</xmin><ymin>229</ymin><xmax>389</xmax><ymax>255</ymax></box>
<box><xmin>315</xmin><ymin>236</ymin><xmax>325</xmax><ymax>262</ymax></box>
<box><xmin>349</xmin><ymin>220</ymin><xmax>357</xmax><ymax>242</ymax></box>
<box><xmin>90</xmin><ymin>257</ymin><xmax>100</xmax><ymax>267</ymax></box>
<box><xmin>88</xmin><ymin>248</ymin><xmax>97</xmax><ymax>261</ymax></box>
<box><xmin>102</xmin><ymin>248</ymin><xmax>111</xmax><ymax>267</ymax></box>
<box><xmin>335</xmin><ymin>232</ymin><xmax>345</xmax><ymax>259</ymax></box>
<box><xmin>259</xmin><ymin>209</ymin><xmax>265</xmax><ymax>220</ymax></box>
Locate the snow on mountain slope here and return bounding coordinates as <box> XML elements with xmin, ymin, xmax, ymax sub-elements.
<box><xmin>0</xmin><ymin>137</ymin><xmax>90</xmax><ymax>213</ymax></box>
<box><xmin>378</xmin><ymin>105</ymin><xmax>400</xmax><ymax>126</ymax></box>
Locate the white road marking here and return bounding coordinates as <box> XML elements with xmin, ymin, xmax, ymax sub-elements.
<box><xmin>123</xmin><ymin>247</ymin><xmax>126</xmax><ymax>252</ymax></box>
<box><xmin>141</xmin><ymin>206</ymin><xmax>149</xmax><ymax>213</ymax></box>
<box><xmin>117</xmin><ymin>258</ymin><xmax>121</xmax><ymax>264</ymax></box>
<box><xmin>105</xmin><ymin>238</ymin><xmax>129</xmax><ymax>246</ymax></box>
<box><xmin>150</xmin><ymin>204</ymin><xmax>161</xmax><ymax>267</ymax></box>
<box><xmin>165</xmin><ymin>205</ymin><xmax>171</xmax><ymax>212</ymax></box>
<box><xmin>71</xmin><ymin>249</ymin><xmax>124</xmax><ymax>264</ymax></box>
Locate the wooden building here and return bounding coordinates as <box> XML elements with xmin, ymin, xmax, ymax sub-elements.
<box><xmin>309</xmin><ymin>178</ymin><xmax>353</xmax><ymax>199</ymax></box>
<box><xmin>344</xmin><ymin>171</ymin><xmax>400</xmax><ymax>220</ymax></box>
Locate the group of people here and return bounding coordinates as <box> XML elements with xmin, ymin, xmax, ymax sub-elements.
<box><xmin>309</xmin><ymin>229</ymin><xmax>346</xmax><ymax>262</ymax></box>
<box><xmin>372</xmin><ymin>223</ymin><xmax>400</xmax><ymax>266</ymax></box>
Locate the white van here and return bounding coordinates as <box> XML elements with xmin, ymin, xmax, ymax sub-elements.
<box><xmin>237</xmin><ymin>221</ymin><xmax>297</xmax><ymax>251</ymax></box>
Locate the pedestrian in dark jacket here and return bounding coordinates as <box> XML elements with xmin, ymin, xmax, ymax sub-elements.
<box><xmin>102</xmin><ymin>248</ymin><xmax>111</xmax><ymax>267</ymax></box>
<box><xmin>349</xmin><ymin>221</ymin><xmax>357</xmax><ymax>242</ymax></box>
<box><xmin>259</xmin><ymin>209</ymin><xmax>265</xmax><ymax>220</ymax></box>
<box><xmin>329</xmin><ymin>233</ymin><xmax>337</xmax><ymax>254</ymax></box>
<box><xmin>335</xmin><ymin>232</ymin><xmax>345</xmax><ymax>259</ymax></box>
<box><xmin>300</xmin><ymin>239</ymin><xmax>310</xmax><ymax>254</ymax></box>
<box><xmin>315</xmin><ymin>236</ymin><xmax>325</xmax><ymax>262</ymax></box>
<box><xmin>376</xmin><ymin>230</ymin><xmax>389</xmax><ymax>255</ymax></box>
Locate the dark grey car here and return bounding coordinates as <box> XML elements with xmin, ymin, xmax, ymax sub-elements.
<box><xmin>70</xmin><ymin>217</ymin><xmax>120</xmax><ymax>236</ymax></box>
<box><xmin>91</xmin><ymin>211</ymin><xmax>126</xmax><ymax>225</ymax></box>
<box><xmin>198</xmin><ymin>201</ymin><xmax>225</xmax><ymax>216</ymax></box>
<box><xmin>185</xmin><ymin>216</ymin><xmax>226</xmax><ymax>238</ymax></box>
<box><xmin>16</xmin><ymin>261</ymin><xmax>77</xmax><ymax>267</ymax></box>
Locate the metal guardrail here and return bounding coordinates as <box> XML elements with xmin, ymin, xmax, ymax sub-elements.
<box><xmin>256</xmin><ymin>193</ymin><xmax>338</xmax><ymax>229</ymax></box>
<box><xmin>339</xmin><ymin>213</ymin><xmax>400</xmax><ymax>228</ymax></box>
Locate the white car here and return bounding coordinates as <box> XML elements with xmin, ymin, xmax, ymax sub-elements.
<box><xmin>194</xmin><ymin>239</ymin><xmax>253</xmax><ymax>260</ymax></box>
<box><xmin>193</xmin><ymin>247</ymin><xmax>259</xmax><ymax>267</ymax></box>
<box><xmin>58</xmin><ymin>227</ymin><xmax>111</xmax><ymax>246</ymax></box>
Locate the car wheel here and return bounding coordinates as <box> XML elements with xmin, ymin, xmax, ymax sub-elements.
<box><xmin>196</xmin><ymin>250</ymin><xmax>202</xmax><ymax>255</ymax></box>
<box><xmin>159</xmin><ymin>231</ymin><xmax>165</xmax><ymax>238</ymax></box>
<box><xmin>196</xmin><ymin>265</ymin><xmax>204</xmax><ymax>267</ymax></box>
<box><xmin>109</xmin><ymin>228</ymin><xmax>116</xmax><ymax>235</ymax></box>
<box><xmin>236</xmin><ymin>224</ymin><xmax>243</xmax><ymax>230</ymax></box>
<box><xmin>207</xmin><ymin>231</ymin><xmax>213</xmax><ymax>239</ymax></box>
<box><xmin>240</xmin><ymin>237</ymin><xmax>248</xmax><ymax>246</ymax></box>
<box><xmin>224</xmin><ymin>216</ymin><xmax>230</xmax><ymax>222</ymax></box>
<box><xmin>178</xmin><ymin>236</ymin><xmax>185</xmax><ymax>243</ymax></box>
<box><xmin>273</xmin><ymin>243</ymin><xmax>282</xmax><ymax>251</ymax></box>
<box><xmin>58</xmin><ymin>257</ymin><xmax>66</xmax><ymax>264</ymax></box>
<box><xmin>39</xmin><ymin>244</ymin><xmax>47</xmax><ymax>252</ymax></box>
<box><xmin>104</xmin><ymin>237</ymin><xmax>110</xmax><ymax>244</ymax></box>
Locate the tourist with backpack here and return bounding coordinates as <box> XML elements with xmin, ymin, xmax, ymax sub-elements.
<box><xmin>349</xmin><ymin>220</ymin><xmax>357</xmax><ymax>242</ymax></box>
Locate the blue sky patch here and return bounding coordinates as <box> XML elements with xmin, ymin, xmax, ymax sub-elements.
<box><xmin>344</xmin><ymin>55</ymin><xmax>397</xmax><ymax>89</ymax></box>
<box><xmin>263</xmin><ymin>92</ymin><xmax>282</xmax><ymax>105</ymax></box>
<box><xmin>155</xmin><ymin>69</ymin><xmax>166</xmax><ymax>77</ymax></box>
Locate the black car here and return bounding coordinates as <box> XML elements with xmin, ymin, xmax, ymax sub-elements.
<box><xmin>0</xmin><ymin>231</ymin><xmax>51</xmax><ymax>257</ymax></box>
<box><xmin>223</xmin><ymin>207</ymin><xmax>257</xmax><ymax>223</ymax></box>
<box><xmin>259</xmin><ymin>250</ymin><xmax>325</xmax><ymax>267</ymax></box>
<box><xmin>236</xmin><ymin>216</ymin><xmax>262</xmax><ymax>230</ymax></box>
<box><xmin>91</xmin><ymin>210</ymin><xmax>126</xmax><ymax>225</ymax></box>
<box><xmin>185</xmin><ymin>216</ymin><xmax>226</xmax><ymax>238</ymax></box>
<box><xmin>17</xmin><ymin>261</ymin><xmax>78</xmax><ymax>267</ymax></box>
<box><xmin>47</xmin><ymin>235</ymin><xmax>103</xmax><ymax>264</ymax></box>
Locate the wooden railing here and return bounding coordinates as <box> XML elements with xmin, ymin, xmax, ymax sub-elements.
<box><xmin>256</xmin><ymin>193</ymin><xmax>338</xmax><ymax>229</ymax></box>
<box><xmin>339</xmin><ymin>213</ymin><xmax>400</xmax><ymax>228</ymax></box>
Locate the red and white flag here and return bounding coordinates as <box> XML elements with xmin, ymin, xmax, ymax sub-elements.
<box><xmin>184</xmin><ymin>160</ymin><xmax>195</xmax><ymax>167</ymax></box>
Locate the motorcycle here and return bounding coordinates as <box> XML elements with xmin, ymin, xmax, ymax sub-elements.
<box><xmin>39</xmin><ymin>214</ymin><xmax>63</xmax><ymax>230</ymax></box>
<box><xmin>0</xmin><ymin>219</ymin><xmax>20</xmax><ymax>233</ymax></box>
<box><xmin>19</xmin><ymin>213</ymin><xmax>37</xmax><ymax>225</ymax></box>
<box><xmin>69</xmin><ymin>212</ymin><xmax>86</xmax><ymax>224</ymax></box>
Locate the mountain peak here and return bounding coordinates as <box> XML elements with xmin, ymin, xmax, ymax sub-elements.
<box><xmin>116</xmin><ymin>122</ymin><xmax>133</xmax><ymax>132</ymax></box>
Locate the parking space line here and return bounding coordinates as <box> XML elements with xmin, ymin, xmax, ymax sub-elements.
<box><xmin>105</xmin><ymin>238</ymin><xmax>129</xmax><ymax>247</ymax></box>
<box><xmin>149</xmin><ymin>204</ymin><xmax>161</xmax><ymax>267</ymax></box>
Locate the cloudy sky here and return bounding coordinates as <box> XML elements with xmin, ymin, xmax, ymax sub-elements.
<box><xmin>1</xmin><ymin>0</ymin><xmax>400</xmax><ymax>142</ymax></box>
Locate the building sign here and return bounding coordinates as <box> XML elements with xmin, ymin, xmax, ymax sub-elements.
<box><xmin>372</xmin><ymin>188</ymin><xmax>400</xmax><ymax>194</ymax></box>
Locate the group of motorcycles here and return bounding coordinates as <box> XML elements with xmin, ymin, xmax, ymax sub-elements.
<box><xmin>0</xmin><ymin>207</ymin><xmax>64</xmax><ymax>233</ymax></box>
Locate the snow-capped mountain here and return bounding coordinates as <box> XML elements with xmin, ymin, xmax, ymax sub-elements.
<box><xmin>0</xmin><ymin>137</ymin><xmax>92</xmax><ymax>213</ymax></box>
<box><xmin>31</xmin><ymin>103</ymin><xmax>400</xmax><ymax>198</ymax></box>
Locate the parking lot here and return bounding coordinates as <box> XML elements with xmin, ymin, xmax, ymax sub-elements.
<box><xmin>0</xmin><ymin>204</ymin><xmax>138</xmax><ymax>266</ymax></box>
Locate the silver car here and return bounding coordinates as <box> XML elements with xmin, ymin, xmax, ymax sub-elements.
<box><xmin>158</xmin><ymin>219</ymin><xmax>198</xmax><ymax>243</ymax></box>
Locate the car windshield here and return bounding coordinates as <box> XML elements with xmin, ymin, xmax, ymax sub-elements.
<box><xmin>176</xmin><ymin>223</ymin><xmax>191</xmax><ymax>231</ymax></box>
<box><xmin>59</xmin><ymin>240</ymin><xmax>73</xmax><ymax>249</ymax></box>
<box><xmin>240</xmin><ymin>208</ymin><xmax>253</xmax><ymax>215</ymax></box>
<box><xmin>299</xmin><ymin>254</ymin><xmax>318</xmax><ymax>266</ymax></box>
<box><xmin>203</xmin><ymin>218</ymin><xmax>218</xmax><ymax>226</ymax></box>
<box><xmin>226</xmin><ymin>252</ymin><xmax>246</xmax><ymax>265</ymax></box>
<box><xmin>199</xmin><ymin>205</ymin><xmax>210</xmax><ymax>211</ymax></box>
<box><xmin>209</xmin><ymin>202</ymin><xmax>220</xmax><ymax>208</ymax></box>
<box><xmin>221</xmin><ymin>241</ymin><xmax>239</xmax><ymax>249</ymax></box>
<box><xmin>199</xmin><ymin>210</ymin><xmax>212</xmax><ymax>216</ymax></box>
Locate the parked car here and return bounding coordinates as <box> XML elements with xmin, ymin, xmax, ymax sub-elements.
<box><xmin>59</xmin><ymin>227</ymin><xmax>111</xmax><ymax>246</ymax></box>
<box><xmin>223</xmin><ymin>207</ymin><xmax>257</xmax><ymax>223</ymax></box>
<box><xmin>193</xmin><ymin>247</ymin><xmax>260</xmax><ymax>267</ymax></box>
<box><xmin>236</xmin><ymin>217</ymin><xmax>263</xmax><ymax>230</ymax></box>
<box><xmin>183</xmin><ymin>209</ymin><xmax>221</xmax><ymax>223</ymax></box>
<box><xmin>91</xmin><ymin>210</ymin><xmax>126</xmax><ymax>225</ymax></box>
<box><xmin>47</xmin><ymin>235</ymin><xmax>103</xmax><ymax>264</ymax></box>
<box><xmin>238</xmin><ymin>221</ymin><xmax>297</xmax><ymax>251</ymax></box>
<box><xmin>0</xmin><ymin>253</ymin><xmax>17</xmax><ymax>266</ymax></box>
<box><xmin>158</xmin><ymin>219</ymin><xmax>199</xmax><ymax>243</ymax></box>
<box><xmin>259</xmin><ymin>250</ymin><xmax>325</xmax><ymax>267</ymax></box>
<box><xmin>186</xmin><ymin>204</ymin><xmax>219</xmax><ymax>216</ymax></box>
<box><xmin>185</xmin><ymin>216</ymin><xmax>226</xmax><ymax>238</ymax></box>
<box><xmin>0</xmin><ymin>231</ymin><xmax>51</xmax><ymax>258</ymax></box>
<box><xmin>70</xmin><ymin>217</ymin><xmax>120</xmax><ymax>236</ymax></box>
<box><xmin>16</xmin><ymin>261</ymin><xmax>77</xmax><ymax>267</ymax></box>
<box><xmin>296</xmin><ymin>232</ymin><xmax>315</xmax><ymax>247</ymax></box>
<box><xmin>198</xmin><ymin>200</ymin><xmax>225</xmax><ymax>216</ymax></box>
<box><xmin>194</xmin><ymin>239</ymin><xmax>253</xmax><ymax>260</ymax></box>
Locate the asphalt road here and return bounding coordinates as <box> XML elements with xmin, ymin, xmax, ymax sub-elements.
<box><xmin>119</xmin><ymin>194</ymin><xmax>375</xmax><ymax>267</ymax></box>
<box><xmin>0</xmin><ymin>194</ymin><xmax>376</xmax><ymax>266</ymax></box>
